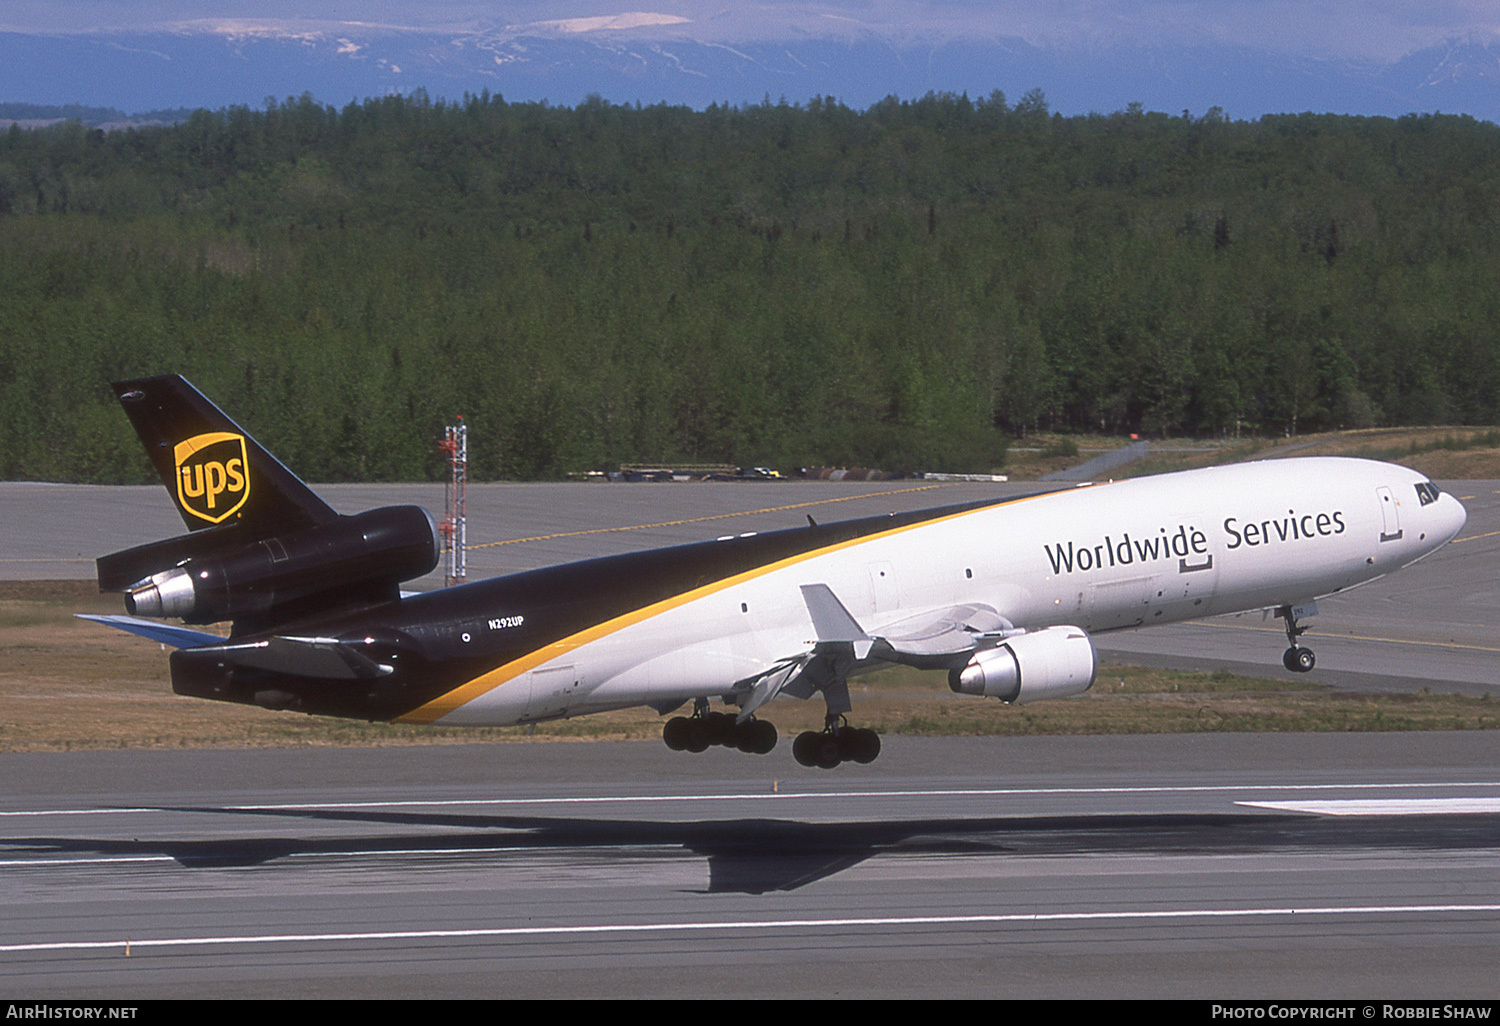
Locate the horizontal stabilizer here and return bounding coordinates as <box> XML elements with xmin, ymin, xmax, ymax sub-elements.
<box><xmin>196</xmin><ymin>636</ymin><xmax>395</xmax><ymax>680</ymax></box>
<box><xmin>77</xmin><ymin>614</ymin><xmax>223</xmax><ymax>649</ymax></box>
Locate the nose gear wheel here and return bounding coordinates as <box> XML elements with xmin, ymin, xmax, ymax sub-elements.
<box><xmin>1277</xmin><ymin>605</ymin><xmax>1316</xmax><ymax>674</ymax></box>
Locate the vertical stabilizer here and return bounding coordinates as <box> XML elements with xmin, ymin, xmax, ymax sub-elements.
<box><xmin>112</xmin><ymin>376</ymin><xmax>337</xmax><ymax>534</ymax></box>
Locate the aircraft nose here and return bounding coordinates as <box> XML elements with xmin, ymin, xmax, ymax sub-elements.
<box><xmin>1441</xmin><ymin>492</ymin><xmax>1468</xmax><ymax>543</ymax></box>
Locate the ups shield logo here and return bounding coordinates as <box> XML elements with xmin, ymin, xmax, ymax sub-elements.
<box><xmin>174</xmin><ymin>432</ymin><xmax>250</xmax><ymax>524</ymax></box>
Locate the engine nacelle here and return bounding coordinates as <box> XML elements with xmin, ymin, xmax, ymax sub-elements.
<box><xmin>947</xmin><ymin>625</ymin><xmax>1096</xmax><ymax>704</ymax></box>
<box><xmin>124</xmin><ymin>505</ymin><xmax>439</xmax><ymax>624</ymax></box>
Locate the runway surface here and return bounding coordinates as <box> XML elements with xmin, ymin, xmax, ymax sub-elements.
<box><xmin>3</xmin><ymin>734</ymin><xmax>1499</xmax><ymax>998</ymax></box>
<box><xmin>5</xmin><ymin>475</ymin><xmax>1496</xmax><ymax>693</ymax></box>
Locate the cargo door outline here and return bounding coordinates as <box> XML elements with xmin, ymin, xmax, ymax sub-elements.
<box><xmin>1167</xmin><ymin>512</ymin><xmax>1220</xmax><ymax>619</ymax></box>
<box><xmin>526</xmin><ymin>664</ymin><xmax>583</xmax><ymax>721</ymax></box>
<box><xmin>1085</xmin><ymin>574</ymin><xmax>1156</xmax><ymax>630</ymax></box>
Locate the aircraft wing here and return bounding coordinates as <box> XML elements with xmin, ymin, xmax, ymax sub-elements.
<box><xmin>868</xmin><ymin>603</ymin><xmax>1016</xmax><ymax>663</ymax></box>
<box><xmin>740</xmin><ymin>587</ymin><xmax>1021</xmax><ymax>720</ymax></box>
<box><xmin>799</xmin><ymin>584</ymin><xmax>1015</xmax><ymax>668</ymax></box>
<box><xmin>732</xmin><ymin>655</ymin><xmax>812</xmax><ymax>722</ymax></box>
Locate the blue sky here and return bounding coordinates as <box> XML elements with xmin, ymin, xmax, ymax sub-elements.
<box><xmin>1</xmin><ymin>2</ymin><xmax>1494</xmax><ymax>63</ymax></box>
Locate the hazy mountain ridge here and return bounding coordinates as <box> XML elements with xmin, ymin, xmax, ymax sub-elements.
<box><xmin>0</xmin><ymin>25</ymin><xmax>1495</xmax><ymax>122</ymax></box>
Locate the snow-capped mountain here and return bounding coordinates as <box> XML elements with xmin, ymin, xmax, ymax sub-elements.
<box><xmin>0</xmin><ymin>17</ymin><xmax>1496</xmax><ymax>121</ymax></box>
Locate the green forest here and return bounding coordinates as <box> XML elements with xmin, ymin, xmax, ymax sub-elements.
<box><xmin>1</xmin><ymin>90</ymin><xmax>1497</xmax><ymax>482</ymax></box>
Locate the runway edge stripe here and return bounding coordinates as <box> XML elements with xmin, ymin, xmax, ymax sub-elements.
<box><xmin>8</xmin><ymin>903</ymin><xmax>1500</xmax><ymax>954</ymax></box>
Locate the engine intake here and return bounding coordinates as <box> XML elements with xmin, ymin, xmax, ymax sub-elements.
<box><xmin>948</xmin><ymin>626</ymin><xmax>1096</xmax><ymax>704</ymax></box>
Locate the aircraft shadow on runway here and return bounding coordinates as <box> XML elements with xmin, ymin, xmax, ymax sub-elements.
<box><xmin>10</xmin><ymin>805</ymin><xmax>1500</xmax><ymax>894</ymax></box>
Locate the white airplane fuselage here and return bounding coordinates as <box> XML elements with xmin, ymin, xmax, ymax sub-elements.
<box><xmin>419</xmin><ymin>457</ymin><xmax>1466</xmax><ymax>726</ymax></box>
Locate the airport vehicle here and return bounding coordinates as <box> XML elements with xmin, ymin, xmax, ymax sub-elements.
<box><xmin>86</xmin><ymin>376</ymin><xmax>1467</xmax><ymax>768</ymax></box>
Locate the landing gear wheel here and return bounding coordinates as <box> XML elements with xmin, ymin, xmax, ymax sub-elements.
<box><xmin>792</xmin><ymin>724</ymin><xmax>881</xmax><ymax>769</ymax></box>
<box><xmin>663</xmin><ymin>717</ymin><xmax>691</xmax><ymax>751</ymax></box>
<box><xmin>793</xmin><ymin>730</ymin><xmax>822</xmax><ymax>767</ymax></box>
<box><xmin>729</xmin><ymin>717</ymin><xmax>776</xmax><ymax>754</ymax></box>
<box><xmin>814</xmin><ymin>733</ymin><xmax>843</xmax><ymax>770</ymax></box>
<box><xmin>683</xmin><ymin>718</ymin><xmax>711</xmax><ymax>753</ymax></box>
<box><xmin>701</xmin><ymin>711</ymin><xmax>733</xmax><ymax>745</ymax></box>
<box><xmin>845</xmin><ymin>728</ymin><xmax>881</xmax><ymax>764</ymax></box>
<box><xmin>1283</xmin><ymin>646</ymin><xmax>1316</xmax><ymax>673</ymax></box>
<box><xmin>1277</xmin><ymin>606</ymin><xmax>1315</xmax><ymax>674</ymax></box>
<box><xmin>667</xmin><ymin>707</ymin><xmax>777</xmax><ymax>756</ymax></box>
<box><xmin>731</xmin><ymin>721</ymin><xmax>757</xmax><ymax>753</ymax></box>
<box><xmin>745</xmin><ymin>718</ymin><xmax>778</xmax><ymax>755</ymax></box>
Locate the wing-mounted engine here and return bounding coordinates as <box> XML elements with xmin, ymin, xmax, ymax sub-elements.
<box><xmin>100</xmin><ymin>505</ymin><xmax>439</xmax><ymax>631</ymax></box>
<box><xmin>948</xmin><ymin>625</ymin><xmax>1096</xmax><ymax>704</ymax></box>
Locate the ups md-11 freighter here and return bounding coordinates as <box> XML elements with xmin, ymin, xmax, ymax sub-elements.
<box><xmin>85</xmin><ymin>376</ymin><xmax>1467</xmax><ymax>768</ymax></box>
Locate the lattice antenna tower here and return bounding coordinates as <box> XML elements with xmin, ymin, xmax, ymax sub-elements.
<box><xmin>438</xmin><ymin>418</ymin><xmax>467</xmax><ymax>587</ymax></box>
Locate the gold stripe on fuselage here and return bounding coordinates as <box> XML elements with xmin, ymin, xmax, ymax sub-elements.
<box><xmin>395</xmin><ymin>490</ymin><xmax>1061</xmax><ymax>723</ymax></box>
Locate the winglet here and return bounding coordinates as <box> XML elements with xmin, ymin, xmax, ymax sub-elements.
<box><xmin>799</xmin><ymin>584</ymin><xmax>874</xmax><ymax>659</ymax></box>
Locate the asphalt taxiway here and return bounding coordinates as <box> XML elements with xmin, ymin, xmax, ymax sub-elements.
<box><xmin>3</xmin><ymin>734</ymin><xmax>1500</xmax><ymax>998</ymax></box>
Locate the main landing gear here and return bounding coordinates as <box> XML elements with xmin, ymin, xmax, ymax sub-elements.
<box><xmin>663</xmin><ymin>699</ymin><xmax>778</xmax><ymax>755</ymax></box>
<box><xmin>660</xmin><ymin>648</ymin><xmax>888</xmax><ymax>768</ymax></box>
<box><xmin>789</xmin><ymin>662</ymin><xmax>883</xmax><ymax>769</ymax></box>
<box><xmin>792</xmin><ymin>717</ymin><xmax>881</xmax><ymax>769</ymax></box>
<box><xmin>1279</xmin><ymin>605</ymin><xmax>1316</xmax><ymax>673</ymax></box>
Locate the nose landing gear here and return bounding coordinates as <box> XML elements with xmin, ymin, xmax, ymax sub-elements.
<box><xmin>1278</xmin><ymin>605</ymin><xmax>1316</xmax><ymax>673</ymax></box>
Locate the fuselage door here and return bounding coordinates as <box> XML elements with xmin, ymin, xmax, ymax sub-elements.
<box><xmin>867</xmin><ymin>561</ymin><xmax>901</xmax><ymax>613</ymax></box>
<box><xmin>1085</xmin><ymin>575</ymin><xmax>1155</xmax><ymax>631</ymax></box>
<box><xmin>1376</xmin><ymin>486</ymin><xmax>1403</xmax><ymax>542</ymax></box>
<box><xmin>526</xmin><ymin>664</ymin><xmax>581</xmax><ymax>722</ymax></box>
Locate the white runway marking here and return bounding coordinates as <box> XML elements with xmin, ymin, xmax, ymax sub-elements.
<box><xmin>6</xmin><ymin>781</ymin><xmax>1500</xmax><ymax>818</ymax></box>
<box><xmin>0</xmin><ymin>856</ymin><xmax>175</xmax><ymax>867</ymax></box>
<box><xmin>0</xmin><ymin>807</ymin><xmax>164</xmax><ymax>818</ymax></box>
<box><xmin>1238</xmin><ymin>798</ymin><xmax>1500</xmax><ymax>816</ymax></box>
<box><xmin>5</xmin><ymin>903</ymin><xmax>1500</xmax><ymax>955</ymax></box>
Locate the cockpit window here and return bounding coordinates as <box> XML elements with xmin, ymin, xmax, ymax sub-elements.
<box><xmin>1415</xmin><ymin>482</ymin><xmax>1441</xmax><ymax>506</ymax></box>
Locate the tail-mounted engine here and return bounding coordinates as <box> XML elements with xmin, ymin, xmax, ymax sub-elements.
<box><xmin>95</xmin><ymin>376</ymin><xmax>441</xmax><ymax>636</ymax></box>
<box><xmin>948</xmin><ymin>625</ymin><xmax>1096</xmax><ymax>704</ymax></box>
<box><xmin>101</xmin><ymin>505</ymin><xmax>439</xmax><ymax>629</ymax></box>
